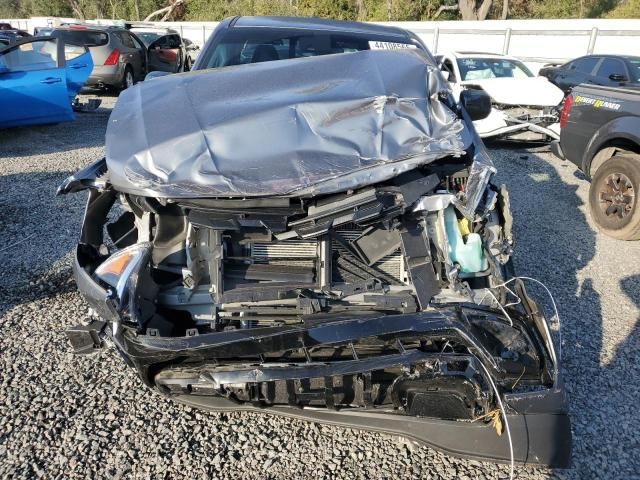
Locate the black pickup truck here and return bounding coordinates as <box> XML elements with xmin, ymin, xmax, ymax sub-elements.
<box><xmin>552</xmin><ymin>84</ymin><xmax>640</xmax><ymax>240</ymax></box>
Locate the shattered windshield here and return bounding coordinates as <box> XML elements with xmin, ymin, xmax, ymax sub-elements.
<box><xmin>457</xmin><ymin>57</ymin><xmax>533</xmax><ymax>81</ymax></box>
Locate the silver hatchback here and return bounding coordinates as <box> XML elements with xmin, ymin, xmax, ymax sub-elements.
<box><xmin>51</xmin><ymin>25</ymin><xmax>147</xmax><ymax>90</ymax></box>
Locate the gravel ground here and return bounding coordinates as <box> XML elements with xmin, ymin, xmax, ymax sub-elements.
<box><xmin>1</xmin><ymin>95</ymin><xmax>639</xmax><ymax>479</ymax></box>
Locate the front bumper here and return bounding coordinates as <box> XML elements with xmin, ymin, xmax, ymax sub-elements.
<box><xmin>71</xmin><ymin>242</ymin><xmax>571</xmax><ymax>468</ymax></box>
<box><xmin>178</xmin><ymin>391</ymin><xmax>571</xmax><ymax>467</ymax></box>
<box><xmin>474</xmin><ymin>108</ymin><xmax>560</xmax><ymax>142</ymax></box>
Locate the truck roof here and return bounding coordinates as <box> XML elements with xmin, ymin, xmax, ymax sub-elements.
<box><xmin>229</xmin><ymin>16</ymin><xmax>410</xmax><ymax>39</ymax></box>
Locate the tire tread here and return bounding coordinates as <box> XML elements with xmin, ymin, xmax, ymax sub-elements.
<box><xmin>588</xmin><ymin>154</ymin><xmax>640</xmax><ymax>241</ymax></box>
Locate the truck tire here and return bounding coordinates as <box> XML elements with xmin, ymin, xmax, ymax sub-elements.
<box><xmin>588</xmin><ymin>154</ymin><xmax>640</xmax><ymax>240</ymax></box>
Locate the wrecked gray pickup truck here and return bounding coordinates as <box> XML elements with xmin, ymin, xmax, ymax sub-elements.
<box><xmin>59</xmin><ymin>49</ymin><xmax>570</xmax><ymax>468</ymax></box>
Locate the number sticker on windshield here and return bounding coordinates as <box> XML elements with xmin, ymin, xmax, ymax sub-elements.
<box><xmin>368</xmin><ymin>41</ymin><xmax>417</xmax><ymax>50</ymax></box>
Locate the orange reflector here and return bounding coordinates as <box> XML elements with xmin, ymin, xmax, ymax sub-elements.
<box><xmin>96</xmin><ymin>252</ymin><xmax>132</xmax><ymax>278</ymax></box>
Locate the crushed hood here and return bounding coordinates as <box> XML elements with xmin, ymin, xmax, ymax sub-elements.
<box><xmin>461</xmin><ymin>76</ymin><xmax>564</xmax><ymax>107</ymax></box>
<box><xmin>106</xmin><ymin>49</ymin><xmax>469</xmax><ymax>198</ymax></box>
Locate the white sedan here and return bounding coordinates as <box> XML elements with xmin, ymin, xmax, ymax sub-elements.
<box><xmin>436</xmin><ymin>52</ymin><xmax>565</xmax><ymax>141</ymax></box>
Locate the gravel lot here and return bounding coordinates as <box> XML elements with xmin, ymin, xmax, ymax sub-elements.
<box><xmin>1</xmin><ymin>95</ymin><xmax>639</xmax><ymax>479</ymax></box>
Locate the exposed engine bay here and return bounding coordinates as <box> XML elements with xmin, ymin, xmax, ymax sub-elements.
<box><xmin>64</xmin><ymin>157</ymin><xmax>568</xmax><ymax>465</ymax></box>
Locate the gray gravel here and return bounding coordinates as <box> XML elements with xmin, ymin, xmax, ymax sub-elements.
<box><xmin>1</xmin><ymin>95</ymin><xmax>639</xmax><ymax>479</ymax></box>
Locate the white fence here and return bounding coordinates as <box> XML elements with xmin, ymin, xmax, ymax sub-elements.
<box><xmin>4</xmin><ymin>17</ymin><xmax>640</xmax><ymax>67</ymax></box>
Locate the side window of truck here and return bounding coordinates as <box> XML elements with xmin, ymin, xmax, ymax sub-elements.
<box><xmin>571</xmin><ymin>57</ymin><xmax>599</xmax><ymax>74</ymax></box>
<box><xmin>596</xmin><ymin>58</ymin><xmax>626</xmax><ymax>80</ymax></box>
<box><xmin>573</xmin><ymin>57</ymin><xmax>600</xmax><ymax>75</ymax></box>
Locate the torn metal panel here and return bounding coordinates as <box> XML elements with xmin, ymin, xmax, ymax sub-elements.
<box><xmin>57</xmin><ymin>157</ymin><xmax>108</xmax><ymax>195</ymax></box>
<box><xmin>106</xmin><ymin>49</ymin><xmax>468</xmax><ymax>198</ymax></box>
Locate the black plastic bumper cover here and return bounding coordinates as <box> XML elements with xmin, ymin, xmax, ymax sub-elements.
<box><xmin>175</xmin><ymin>392</ymin><xmax>571</xmax><ymax>468</ymax></box>
<box><xmin>70</xmin><ymin>245</ymin><xmax>571</xmax><ymax>468</ymax></box>
<box><xmin>72</xmin><ymin>245</ymin><xmax>119</xmax><ymax>324</ymax></box>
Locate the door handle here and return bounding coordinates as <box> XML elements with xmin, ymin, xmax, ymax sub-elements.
<box><xmin>40</xmin><ymin>77</ymin><xmax>62</xmax><ymax>84</ymax></box>
<box><xmin>70</xmin><ymin>63</ymin><xmax>88</xmax><ymax>69</ymax></box>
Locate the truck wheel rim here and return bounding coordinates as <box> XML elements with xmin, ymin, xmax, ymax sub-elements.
<box><xmin>599</xmin><ymin>172</ymin><xmax>635</xmax><ymax>219</ymax></box>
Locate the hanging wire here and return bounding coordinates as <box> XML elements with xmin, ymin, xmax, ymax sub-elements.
<box><xmin>470</xmin><ymin>275</ymin><xmax>563</xmax><ymax>480</ymax></box>
<box><xmin>477</xmin><ymin>360</ymin><xmax>514</xmax><ymax>480</ymax></box>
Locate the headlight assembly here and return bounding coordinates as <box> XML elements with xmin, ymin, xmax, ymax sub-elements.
<box><xmin>93</xmin><ymin>242</ymin><xmax>152</xmax><ymax>320</ymax></box>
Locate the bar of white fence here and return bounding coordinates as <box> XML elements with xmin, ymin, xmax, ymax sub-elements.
<box><xmin>2</xmin><ymin>17</ymin><xmax>639</xmax><ymax>65</ymax></box>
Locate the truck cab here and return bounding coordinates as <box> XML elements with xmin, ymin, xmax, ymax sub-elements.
<box><xmin>553</xmin><ymin>84</ymin><xmax>640</xmax><ymax>240</ymax></box>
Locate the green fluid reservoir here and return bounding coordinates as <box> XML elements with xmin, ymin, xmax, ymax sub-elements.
<box><xmin>444</xmin><ymin>206</ymin><xmax>488</xmax><ymax>273</ymax></box>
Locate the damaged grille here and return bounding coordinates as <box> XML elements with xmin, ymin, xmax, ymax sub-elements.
<box><xmin>251</xmin><ymin>241</ymin><xmax>318</xmax><ymax>259</ymax></box>
<box><xmin>331</xmin><ymin>228</ymin><xmax>406</xmax><ymax>284</ymax></box>
<box><xmin>498</xmin><ymin>105</ymin><xmax>557</xmax><ymax>125</ymax></box>
<box><xmin>144</xmin><ymin>170</ymin><xmax>459</xmax><ymax>331</ymax></box>
<box><xmin>154</xmin><ymin>352</ymin><xmax>490</xmax><ymax>420</ymax></box>
<box><xmin>233</xmin><ymin>232</ymin><xmax>406</xmax><ymax>288</ymax></box>
<box><xmin>151</xmin><ymin>170</ymin><xmax>456</xmax><ymax>328</ymax></box>
<box><xmin>250</xmin><ymin>240</ymin><xmax>318</xmax><ymax>268</ymax></box>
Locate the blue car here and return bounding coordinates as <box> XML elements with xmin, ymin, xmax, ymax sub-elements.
<box><xmin>0</xmin><ymin>36</ymin><xmax>93</xmax><ymax>128</ymax></box>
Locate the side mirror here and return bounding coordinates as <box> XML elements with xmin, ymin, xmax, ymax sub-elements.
<box><xmin>609</xmin><ymin>73</ymin><xmax>627</xmax><ymax>82</ymax></box>
<box><xmin>440</xmin><ymin>69</ymin><xmax>451</xmax><ymax>81</ymax></box>
<box><xmin>460</xmin><ymin>89</ymin><xmax>492</xmax><ymax>121</ymax></box>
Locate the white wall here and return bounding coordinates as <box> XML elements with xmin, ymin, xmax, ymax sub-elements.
<box><xmin>3</xmin><ymin>16</ymin><xmax>639</xmax><ymax>66</ymax></box>
<box><xmin>379</xmin><ymin>19</ymin><xmax>640</xmax><ymax>59</ymax></box>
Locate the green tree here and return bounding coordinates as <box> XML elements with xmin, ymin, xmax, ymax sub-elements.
<box><xmin>296</xmin><ymin>0</ymin><xmax>357</xmax><ymax>20</ymax></box>
<box><xmin>522</xmin><ymin>0</ymin><xmax>621</xmax><ymax>18</ymax></box>
<box><xmin>0</xmin><ymin>0</ymin><xmax>21</xmax><ymax>17</ymax></box>
<box><xmin>605</xmin><ymin>0</ymin><xmax>640</xmax><ymax>17</ymax></box>
<box><xmin>0</xmin><ymin>0</ymin><xmax>634</xmax><ymax>23</ymax></box>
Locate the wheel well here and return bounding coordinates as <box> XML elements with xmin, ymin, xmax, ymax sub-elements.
<box><xmin>589</xmin><ymin>139</ymin><xmax>640</xmax><ymax>176</ymax></box>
